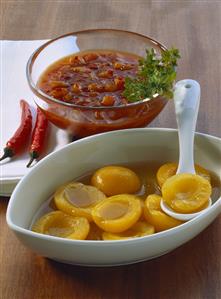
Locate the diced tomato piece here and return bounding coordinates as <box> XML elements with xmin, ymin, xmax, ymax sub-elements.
<box><xmin>72</xmin><ymin>83</ymin><xmax>81</xmax><ymax>94</ymax></box>
<box><xmin>101</xmin><ymin>95</ymin><xmax>115</xmax><ymax>106</ymax></box>
<box><xmin>89</xmin><ymin>92</ymin><xmax>99</xmax><ymax>97</ymax></box>
<box><xmin>49</xmin><ymin>81</ymin><xmax>68</xmax><ymax>88</ymax></box>
<box><xmin>113</xmin><ymin>62</ymin><xmax>133</xmax><ymax>70</ymax></box>
<box><xmin>83</xmin><ymin>53</ymin><xmax>98</xmax><ymax>62</ymax></box>
<box><xmin>71</xmin><ymin>66</ymin><xmax>90</xmax><ymax>73</ymax></box>
<box><xmin>88</xmin><ymin>83</ymin><xmax>104</xmax><ymax>92</ymax></box>
<box><xmin>98</xmin><ymin>69</ymin><xmax>113</xmax><ymax>78</ymax></box>
<box><xmin>114</xmin><ymin>77</ymin><xmax>125</xmax><ymax>90</ymax></box>
<box><xmin>50</xmin><ymin>88</ymin><xmax>68</xmax><ymax>98</ymax></box>
<box><xmin>69</xmin><ymin>55</ymin><xmax>85</xmax><ymax>65</ymax></box>
<box><xmin>104</xmin><ymin>82</ymin><xmax>117</xmax><ymax>92</ymax></box>
<box><xmin>88</xmin><ymin>64</ymin><xmax>99</xmax><ymax>69</ymax></box>
<box><xmin>64</xmin><ymin>93</ymin><xmax>73</xmax><ymax>101</ymax></box>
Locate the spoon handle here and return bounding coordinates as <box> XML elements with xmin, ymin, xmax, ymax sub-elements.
<box><xmin>174</xmin><ymin>79</ymin><xmax>201</xmax><ymax>174</ymax></box>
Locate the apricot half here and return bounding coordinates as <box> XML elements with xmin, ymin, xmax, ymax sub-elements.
<box><xmin>32</xmin><ymin>211</ymin><xmax>90</xmax><ymax>240</ymax></box>
<box><xmin>143</xmin><ymin>194</ymin><xmax>182</xmax><ymax>232</ymax></box>
<box><xmin>91</xmin><ymin>166</ymin><xmax>141</xmax><ymax>196</ymax></box>
<box><xmin>92</xmin><ymin>194</ymin><xmax>142</xmax><ymax>233</ymax></box>
<box><xmin>162</xmin><ymin>173</ymin><xmax>212</xmax><ymax>213</ymax></box>
<box><xmin>156</xmin><ymin>162</ymin><xmax>211</xmax><ymax>188</ymax></box>
<box><xmin>54</xmin><ymin>182</ymin><xmax>106</xmax><ymax>221</ymax></box>
<box><xmin>102</xmin><ymin>221</ymin><xmax>155</xmax><ymax>240</ymax></box>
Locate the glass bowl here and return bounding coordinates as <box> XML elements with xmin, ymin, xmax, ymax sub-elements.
<box><xmin>27</xmin><ymin>29</ymin><xmax>168</xmax><ymax>138</ymax></box>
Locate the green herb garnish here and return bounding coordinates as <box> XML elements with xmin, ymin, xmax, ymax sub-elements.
<box><xmin>123</xmin><ymin>48</ymin><xmax>180</xmax><ymax>102</ymax></box>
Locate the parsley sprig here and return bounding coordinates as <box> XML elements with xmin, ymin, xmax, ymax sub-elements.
<box><xmin>123</xmin><ymin>48</ymin><xmax>180</xmax><ymax>102</ymax></box>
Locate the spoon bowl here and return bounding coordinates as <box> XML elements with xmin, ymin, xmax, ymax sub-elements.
<box><xmin>161</xmin><ymin>198</ymin><xmax>212</xmax><ymax>221</ymax></box>
<box><xmin>160</xmin><ymin>79</ymin><xmax>212</xmax><ymax>221</ymax></box>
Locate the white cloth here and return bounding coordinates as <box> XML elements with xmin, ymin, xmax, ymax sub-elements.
<box><xmin>0</xmin><ymin>40</ymin><xmax>69</xmax><ymax>196</ymax></box>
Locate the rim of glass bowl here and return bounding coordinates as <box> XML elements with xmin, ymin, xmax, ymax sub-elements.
<box><xmin>26</xmin><ymin>28</ymin><xmax>167</xmax><ymax>111</ymax></box>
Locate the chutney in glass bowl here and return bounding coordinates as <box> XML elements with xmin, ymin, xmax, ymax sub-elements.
<box><xmin>27</xmin><ymin>29</ymin><xmax>168</xmax><ymax>138</ymax></box>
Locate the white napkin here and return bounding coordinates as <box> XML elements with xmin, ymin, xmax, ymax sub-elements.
<box><xmin>0</xmin><ymin>40</ymin><xmax>70</xmax><ymax>196</ymax></box>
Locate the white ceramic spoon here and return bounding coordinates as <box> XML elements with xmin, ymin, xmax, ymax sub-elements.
<box><xmin>160</xmin><ymin>79</ymin><xmax>212</xmax><ymax>221</ymax></box>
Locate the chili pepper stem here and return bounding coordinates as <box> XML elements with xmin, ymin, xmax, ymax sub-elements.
<box><xmin>26</xmin><ymin>151</ymin><xmax>39</xmax><ymax>168</ymax></box>
<box><xmin>26</xmin><ymin>157</ymin><xmax>35</xmax><ymax>168</ymax></box>
<box><xmin>0</xmin><ymin>148</ymin><xmax>14</xmax><ymax>161</ymax></box>
<box><xmin>0</xmin><ymin>152</ymin><xmax>10</xmax><ymax>162</ymax></box>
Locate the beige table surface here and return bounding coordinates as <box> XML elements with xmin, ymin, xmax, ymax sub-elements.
<box><xmin>1</xmin><ymin>1</ymin><xmax>221</xmax><ymax>299</ymax></box>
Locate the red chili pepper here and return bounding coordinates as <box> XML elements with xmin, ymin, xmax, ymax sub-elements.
<box><xmin>0</xmin><ymin>100</ymin><xmax>32</xmax><ymax>161</ymax></box>
<box><xmin>26</xmin><ymin>108</ymin><xmax>48</xmax><ymax>167</ymax></box>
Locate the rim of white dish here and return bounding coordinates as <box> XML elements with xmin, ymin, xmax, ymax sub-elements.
<box><xmin>1</xmin><ymin>127</ymin><xmax>220</xmax><ymax>183</ymax></box>
<box><xmin>6</xmin><ymin>127</ymin><xmax>221</xmax><ymax>244</ymax></box>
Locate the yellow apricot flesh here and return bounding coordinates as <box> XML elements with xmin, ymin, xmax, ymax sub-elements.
<box><xmin>161</xmin><ymin>173</ymin><xmax>212</xmax><ymax>213</ymax></box>
<box><xmin>102</xmin><ymin>221</ymin><xmax>155</xmax><ymax>240</ymax></box>
<box><xmin>32</xmin><ymin>211</ymin><xmax>90</xmax><ymax>240</ymax></box>
<box><xmin>143</xmin><ymin>194</ymin><xmax>182</xmax><ymax>232</ymax></box>
<box><xmin>54</xmin><ymin>182</ymin><xmax>106</xmax><ymax>221</ymax></box>
<box><xmin>92</xmin><ymin>194</ymin><xmax>142</xmax><ymax>233</ymax></box>
<box><xmin>91</xmin><ymin>166</ymin><xmax>141</xmax><ymax>196</ymax></box>
<box><xmin>157</xmin><ymin>162</ymin><xmax>211</xmax><ymax>188</ymax></box>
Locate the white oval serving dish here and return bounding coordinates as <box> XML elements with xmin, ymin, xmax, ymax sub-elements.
<box><xmin>6</xmin><ymin>128</ymin><xmax>221</xmax><ymax>266</ymax></box>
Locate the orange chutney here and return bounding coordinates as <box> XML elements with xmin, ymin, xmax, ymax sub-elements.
<box><xmin>37</xmin><ymin>50</ymin><xmax>167</xmax><ymax>137</ymax></box>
